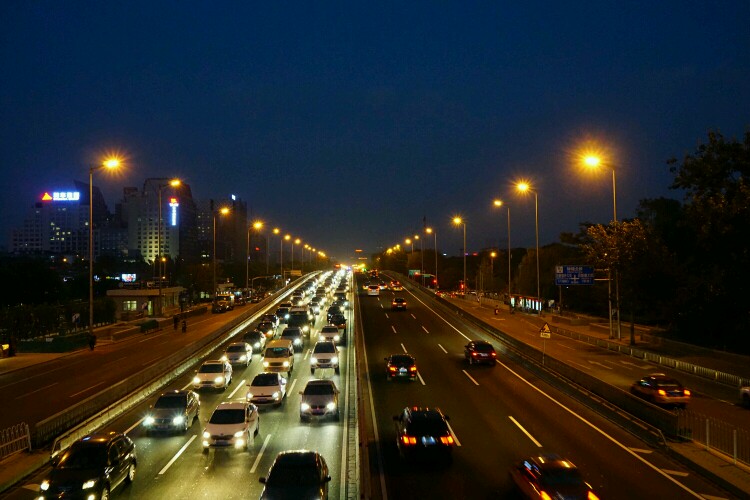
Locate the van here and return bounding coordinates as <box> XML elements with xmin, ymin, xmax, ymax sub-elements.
<box><xmin>262</xmin><ymin>340</ymin><xmax>295</xmax><ymax>375</ymax></box>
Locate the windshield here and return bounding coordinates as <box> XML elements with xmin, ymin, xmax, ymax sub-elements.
<box><xmin>252</xmin><ymin>373</ymin><xmax>280</xmax><ymax>386</ymax></box>
<box><xmin>331</xmin><ymin>315</ymin><xmax>345</xmax><ymax>323</ymax></box>
<box><xmin>58</xmin><ymin>443</ymin><xmax>106</xmax><ymax>469</ymax></box>
<box><xmin>209</xmin><ymin>408</ymin><xmax>245</xmax><ymax>424</ymax></box>
<box><xmin>226</xmin><ymin>345</ymin><xmax>246</xmax><ymax>353</ymax></box>
<box><xmin>304</xmin><ymin>383</ymin><xmax>335</xmax><ymax>395</ymax></box>
<box><xmin>407</xmin><ymin>419</ymin><xmax>449</xmax><ymax>436</ymax></box>
<box><xmin>265</xmin><ymin>347</ymin><xmax>290</xmax><ymax>358</ymax></box>
<box><xmin>154</xmin><ymin>395</ymin><xmax>186</xmax><ymax>409</ymax></box>
<box><xmin>389</xmin><ymin>355</ymin><xmax>413</xmax><ymax>365</ymax></box>
<box><xmin>281</xmin><ymin>329</ymin><xmax>301</xmax><ymax>338</ymax></box>
<box><xmin>314</xmin><ymin>343</ymin><xmax>336</xmax><ymax>353</ymax></box>
<box><xmin>198</xmin><ymin>363</ymin><xmax>223</xmax><ymax>373</ymax></box>
<box><xmin>322</xmin><ymin>327</ymin><xmax>338</xmax><ymax>333</ymax></box>
<box><xmin>267</xmin><ymin>462</ymin><xmax>320</xmax><ymax>485</ymax></box>
<box><xmin>539</xmin><ymin>468</ymin><xmax>585</xmax><ymax>487</ymax></box>
<box><xmin>474</xmin><ymin>343</ymin><xmax>495</xmax><ymax>352</ymax></box>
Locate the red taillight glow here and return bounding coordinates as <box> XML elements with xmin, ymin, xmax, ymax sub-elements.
<box><xmin>491</xmin><ymin>352</ymin><xmax>496</xmax><ymax>357</ymax></box>
<box><xmin>401</xmin><ymin>435</ymin><xmax>417</xmax><ymax>445</ymax></box>
<box><xmin>540</xmin><ymin>492</ymin><xmax>552</xmax><ymax>500</ymax></box>
<box><xmin>472</xmin><ymin>352</ymin><xmax>478</xmax><ymax>356</ymax></box>
<box><xmin>587</xmin><ymin>491</ymin><xmax>599</xmax><ymax>500</ymax></box>
<box><xmin>389</xmin><ymin>366</ymin><xmax>397</xmax><ymax>372</ymax></box>
<box><xmin>409</xmin><ymin>366</ymin><xmax>417</xmax><ymax>371</ymax></box>
<box><xmin>440</xmin><ymin>435</ymin><xmax>454</xmax><ymax>445</ymax></box>
<box><xmin>658</xmin><ymin>389</ymin><xmax>667</xmax><ymax>396</ymax></box>
<box><xmin>683</xmin><ymin>389</ymin><xmax>691</xmax><ymax>397</ymax></box>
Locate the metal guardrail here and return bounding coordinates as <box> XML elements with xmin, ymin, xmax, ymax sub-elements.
<box><xmin>0</xmin><ymin>423</ymin><xmax>31</xmax><ymax>460</ymax></box>
<box><xmin>677</xmin><ymin>409</ymin><xmax>750</xmax><ymax>467</ymax></box>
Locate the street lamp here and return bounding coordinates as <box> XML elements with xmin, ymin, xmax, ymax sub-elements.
<box><xmin>157</xmin><ymin>179</ymin><xmax>180</xmax><ymax>316</ymax></box>
<box><xmin>452</xmin><ymin>216</ymin><xmax>466</xmax><ymax>291</ymax></box>
<box><xmin>584</xmin><ymin>154</ymin><xmax>621</xmax><ymax>340</ymax></box>
<box><xmin>213</xmin><ymin>207</ymin><xmax>230</xmax><ymax>299</ymax></box>
<box><xmin>405</xmin><ymin>238</ymin><xmax>412</xmax><ymax>253</ymax></box>
<box><xmin>516</xmin><ymin>182</ymin><xmax>540</xmax><ymax>307</ymax></box>
<box><xmin>425</xmin><ymin>227</ymin><xmax>437</xmax><ymax>288</ymax></box>
<box><xmin>493</xmin><ymin>199</ymin><xmax>512</xmax><ymax>308</ymax></box>
<box><xmin>89</xmin><ymin>157</ymin><xmax>120</xmax><ymax>339</ymax></box>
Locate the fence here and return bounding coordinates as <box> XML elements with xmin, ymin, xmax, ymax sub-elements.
<box><xmin>677</xmin><ymin>409</ymin><xmax>750</xmax><ymax>467</ymax></box>
<box><xmin>0</xmin><ymin>423</ymin><xmax>31</xmax><ymax>460</ymax></box>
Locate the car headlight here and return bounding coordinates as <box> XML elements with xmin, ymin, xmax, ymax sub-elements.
<box><xmin>326</xmin><ymin>402</ymin><xmax>336</xmax><ymax>410</ymax></box>
<box><xmin>331</xmin><ymin>356</ymin><xmax>338</xmax><ymax>363</ymax></box>
<box><xmin>300</xmin><ymin>403</ymin><xmax>310</xmax><ymax>411</ymax></box>
<box><xmin>282</xmin><ymin>361</ymin><xmax>290</xmax><ymax>367</ymax></box>
<box><xmin>254</xmin><ymin>342</ymin><xmax>260</xmax><ymax>349</ymax></box>
<box><xmin>263</xmin><ymin>361</ymin><xmax>270</xmax><ymax>367</ymax></box>
<box><xmin>284</xmin><ymin>314</ymin><xmax>289</xmax><ymax>319</ymax></box>
<box><xmin>144</xmin><ymin>416</ymin><xmax>155</xmax><ymax>426</ymax></box>
<box><xmin>173</xmin><ymin>415</ymin><xmax>185</xmax><ymax>425</ymax></box>
<box><xmin>220</xmin><ymin>355</ymin><xmax>228</xmax><ymax>361</ymax></box>
<box><xmin>234</xmin><ymin>430</ymin><xmax>245</xmax><ymax>438</ymax></box>
<box><xmin>193</xmin><ymin>377</ymin><xmax>200</xmax><ymax>384</ymax></box>
<box><xmin>246</xmin><ymin>392</ymin><xmax>254</xmax><ymax>399</ymax></box>
<box><xmin>40</xmin><ymin>480</ymin><xmax>49</xmax><ymax>491</ymax></box>
<box><xmin>82</xmin><ymin>479</ymin><xmax>97</xmax><ymax>490</ymax></box>
<box><xmin>203</xmin><ymin>431</ymin><xmax>210</xmax><ymax>439</ymax></box>
<box><xmin>334</xmin><ymin>335</ymin><xmax>340</xmax><ymax>342</ymax></box>
<box><xmin>214</xmin><ymin>376</ymin><xmax>224</xmax><ymax>384</ymax></box>
<box><xmin>311</xmin><ymin>357</ymin><xmax>318</xmax><ymax>364</ymax></box>
<box><xmin>272</xmin><ymin>391</ymin><xmax>280</xmax><ymax>399</ymax></box>
<box><xmin>239</xmin><ymin>355</ymin><xmax>247</xmax><ymax>361</ymax></box>
<box><xmin>294</xmin><ymin>339</ymin><xmax>301</xmax><ymax>345</ymax></box>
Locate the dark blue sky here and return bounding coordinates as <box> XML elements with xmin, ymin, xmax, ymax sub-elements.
<box><xmin>2</xmin><ymin>2</ymin><xmax>749</xmax><ymax>261</ymax></box>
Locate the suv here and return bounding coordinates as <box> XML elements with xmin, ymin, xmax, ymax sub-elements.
<box><xmin>299</xmin><ymin>380</ymin><xmax>340</xmax><ymax>421</ymax></box>
<box><xmin>319</xmin><ymin>325</ymin><xmax>342</xmax><ymax>344</ymax></box>
<box><xmin>243</xmin><ymin>330</ymin><xmax>267</xmax><ymax>352</ymax></box>
<box><xmin>202</xmin><ymin>401</ymin><xmax>259</xmax><ymax>452</ymax></box>
<box><xmin>144</xmin><ymin>390</ymin><xmax>200</xmax><ymax>434</ymax></box>
<box><xmin>287</xmin><ymin>307</ymin><xmax>314</xmax><ymax>336</ymax></box>
<box><xmin>464</xmin><ymin>340</ymin><xmax>497</xmax><ymax>365</ymax></box>
<box><xmin>260</xmin><ymin>313</ymin><xmax>279</xmax><ymax>329</ymax></box>
<box><xmin>393</xmin><ymin>407</ymin><xmax>454</xmax><ymax>462</ymax></box>
<box><xmin>247</xmin><ymin>372</ymin><xmax>287</xmax><ymax>407</ymax></box>
<box><xmin>310</xmin><ymin>341</ymin><xmax>339</xmax><ymax>374</ymax></box>
<box><xmin>193</xmin><ymin>360</ymin><xmax>233</xmax><ymax>390</ymax></box>
<box><xmin>262</xmin><ymin>340</ymin><xmax>295</xmax><ymax>374</ymax></box>
<box><xmin>221</xmin><ymin>342</ymin><xmax>253</xmax><ymax>367</ymax></box>
<box><xmin>40</xmin><ymin>432</ymin><xmax>136</xmax><ymax>500</ymax></box>
<box><xmin>280</xmin><ymin>327</ymin><xmax>305</xmax><ymax>352</ymax></box>
<box><xmin>259</xmin><ymin>450</ymin><xmax>331</xmax><ymax>499</ymax></box>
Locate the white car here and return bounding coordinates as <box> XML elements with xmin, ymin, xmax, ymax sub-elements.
<box><xmin>311</xmin><ymin>341</ymin><xmax>339</xmax><ymax>374</ymax></box>
<box><xmin>202</xmin><ymin>401</ymin><xmax>259</xmax><ymax>451</ymax></box>
<box><xmin>319</xmin><ymin>325</ymin><xmax>341</xmax><ymax>344</ymax></box>
<box><xmin>247</xmin><ymin>372</ymin><xmax>287</xmax><ymax>407</ymax></box>
<box><xmin>367</xmin><ymin>285</ymin><xmax>380</xmax><ymax>296</ymax></box>
<box><xmin>193</xmin><ymin>360</ymin><xmax>233</xmax><ymax>390</ymax></box>
<box><xmin>300</xmin><ymin>380</ymin><xmax>340</xmax><ymax>421</ymax></box>
<box><xmin>221</xmin><ymin>342</ymin><xmax>253</xmax><ymax>367</ymax></box>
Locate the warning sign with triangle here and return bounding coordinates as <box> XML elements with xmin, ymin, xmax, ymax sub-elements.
<box><xmin>539</xmin><ymin>323</ymin><xmax>551</xmax><ymax>338</ymax></box>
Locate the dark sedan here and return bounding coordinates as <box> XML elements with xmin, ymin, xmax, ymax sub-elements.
<box><xmin>385</xmin><ymin>354</ymin><xmax>418</xmax><ymax>381</ymax></box>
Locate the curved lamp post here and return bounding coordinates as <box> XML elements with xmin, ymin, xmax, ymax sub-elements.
<box><xmin>425</xmin><ymin>227</ymin><xmax>437</xmax><ymax>288</ymax></box>
<box><xmin>452</xmin><ymin>216</ymin><xmax>466</xmax><ymax>291</ymax></box>
<box><xmin>515</xmin><ymin>182</ymin><xmax>540</xmax><ymax>306</ymax></box>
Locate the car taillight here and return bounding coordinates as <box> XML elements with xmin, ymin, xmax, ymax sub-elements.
<box><xmin>587</xmin><ymin>491</ymin><xmax>599</xmax><ymax>500</ymax></box>
<box><xmin>440</xmin><ymin>435</ymin><xmax>454</xmax><ymax>445</ymax></box>
<box><xmin>409</xmin><ymin>366</ymin><xmax>417</xmax><ymax>371</ymax></box>
<box><xmin>401</xmin><ymin>435</ymin><xmax>417</xmax><ymax>445</ymax></box>
<box><xmin>389</xmin><ymin>366</ymin><xmax>397</xmax><ymax>372</ymax></box>
<box><xmin>658</xmin><ymin>389</ymin><xmax>667</xmax><ymax>396</ymax></box>
<box><xmin>540</xmin><ymin>491</ymin><xmax>553</xmax><ymax>500</ymax></box>
<box><xmin>491</xmin><ymin>352</ymin><xmax>496</xmax><ymax>357</ymax></box>
<box><xmin>683</xmin><ymin>389</ymin><xmax>691</xmax><ymax>396</ymax></box>
<box><xmin>472</xmin><ymin>352</ymin><xmax>478</xmax><ymax>356</ymax></box>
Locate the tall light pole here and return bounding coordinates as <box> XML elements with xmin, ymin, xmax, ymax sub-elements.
<box><xmin>89</xmin><ymin>158</ymin><xmax>120</xmax><ymax>338</ymax></box>
<box><xmin>157</xmin><ymin>179</ymin><xmax>180</xmax><ymax>316</ymax></box>
<box><xmin>274</xmin><ymin>228</ymin><xmax>281</xmax><ymax>276</ymax></box>
<box><xmin>489</xmin><ymin>251</ymin><xmax>497</xmax><ymax>291</ymax></box>
<box><xmin>284</xmin><ymin>234</ymin><xmax>292</xmax><ymax>279</ymax></box>
<box><xmin>417</xmin><ymin>234</ymin><xmax>424</xmax><ymax>285</ymax></box>
<box><xmin>516</xmin><ymin>183</ymin><xmax>540</xmax><ymax>307</ymax></box>
<box><xmin>494</xmin><ymin>199</ymin><xmax>512</xmax><ymax>307</ymax></box>
<box><xmin>585</xmin><ymin>155</ymin><xmax>621</xmax><ymax>340</ymax></box>
<box><xmin>213</xmin><ymin>207</ymin><xmax>230</xmax><ymax>299</ymax></box>
<box><xmin>294</xmin><ymin>238</ymin><xmax>301</xmax><ymax>274</ymax></box>
<box><xmin>426</xmin><ymin>227</ymin><xmax>438</xmax><ymax>288</ymax></box>
<box><xmin>452</xmin><ymin>216</ymin><xmax>466</xmax><ymax>292</ymax></box>
<box><xmin>247</xmin><ymin>220</ymin><xmax>264</xmax><ymax>289</ymax></box>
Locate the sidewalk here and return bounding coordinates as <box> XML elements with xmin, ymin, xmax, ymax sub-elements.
<box><xmin>448</xmin><ymin>296</ymin><xmax>750</xmax><ymax>497</ymax></box>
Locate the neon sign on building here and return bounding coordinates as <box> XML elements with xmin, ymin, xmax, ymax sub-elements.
<box><xmin>41</xmin><ymin>191</ymin><xmax>81</xmax><ymax>202</ymax></box>
<box><xmin>169</xmin><ymin>197</ymin><xmax>179</xmax><ymax>226</ymax></box>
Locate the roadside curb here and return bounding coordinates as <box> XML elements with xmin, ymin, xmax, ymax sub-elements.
<box><xmin>0</xmin><ymin>450</ymin><xmax>48</xmax><ymax>495</ymax></box>
<box><xmin>664</xmin><ymin>442</ymin><xmax>750</xmax><ymax>499</ymax></box>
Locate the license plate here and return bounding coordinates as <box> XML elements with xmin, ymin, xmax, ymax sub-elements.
<box><xmin>399</xmin><ymin>368</ymin><xmax>407</xmax><ymax>373</ymax></box>
<box><xmin>422</xmin><ymin>436</ymin><xmax>436</xmax><ymax>445</ymax></box>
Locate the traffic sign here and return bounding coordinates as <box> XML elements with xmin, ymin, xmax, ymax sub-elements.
<box><xmin>539</xmin><ymin>323</ymin><xmax>551</xmax><ymax>338</ymax></box>
<box><xmin>555</xmin><ymin>265</ymin><xmax>595</xmax><ymax>285</ymax></box>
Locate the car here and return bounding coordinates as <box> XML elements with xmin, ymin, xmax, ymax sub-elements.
<box><xmin>330</xmin><ymin>313</ymin><xmax>346</xmax><ymax>331</ymax></box>
<box><xmin>287</xmin><ymin>307</ymin><xmax>314</xmax><ymax>336</ymax></box>
<box><xmin>333</xmin><ymin>292</ymin><xmax>349</xmax><ymax>308</ymax></box>
<box><xmin>379</xmin><ymin>281</ymin><xmax>387</xmax><ymax>290</ymax></box>
<box><xmin>250</xmin><ymin>293</ymin><xmax>263</xmax><ymax>303</ymax></box>
<box><xmin>280</xmin><ymin>326</ymin><xmax>305</xmax><ymax>352</ymax></box>
<box><xmin>259</xmin><ymin>450</ymin><xmax>331</xmax><ymax>499</ymax></box>
<box><xmin>262</xmin><ymin>340</ymin><xmax>295</xmax><ymax>374</ymax></box>
<box><xmin>741</xmin><ymin>385</ymin><xmax>750</xmax><ymax>408</ymax></box>
<box><xmin>311</xmin><ymin>341</ymin><xmax>339</xmax><ymax>374</ymax></box>
<box><xmin>201</xmin><ymin>401</ymin><xmax>259</xmax><ymax>452</ymax></box>
<box><xmin>391</xmin><ymin>297</ymin><xmax>407</xmax><ymax>310</ymax></box>
<box><xmin>221</xmin><ymin>342</ymin><xmax>253</xmax><ymax>367</ymax></box>
<box><xmin>385</xmin><ymin>354</ymin><xmax>418</xmax><ymax>381</ymax></box>
<box><xmin>143</xmin><ymin>390</ymin><xmax>200</xmax><ymax>434</ymax></box>
<box><xmin>247</xmin><ymin>372</ymin><xmax>287</xmax><ymax>406</ymax></box>
<box><xmin>393</xmin><ymin>407</ymin><xmax>454</xmax><ymax>462</ymax></box>
<box><xmin>299</xmin><ymin>379</ymin><xmax>340</xmax><ymax>421</ymax></box>
<box><xmin>630</xmin><ymin>373</ymin><xmax>691</xmax><ymax>408</ymax></box>
<box><xmin>260</xmin><ymin>313</ymin><xmax>279</xmax><ymax>329</ymax></box>
<box><xmin>275</xmin><ymin>306</ymin><xmax>291</xmax><ymax>322</ymax></box>
<box><xmin>319</xmin><ymin>325</ymin><xmax>343</xmax><ymax>344</ymax></box>
<box><xmin>212</xmin><ymin>300</ymin><xmax>232</xmax><ymax>313</ymax></box>
<box><xmin>243</xmin><ymin>329</ymin><xmax>267</xmax><ymax>352</ymax></box>
<box><xmin>390</xmin><ymin>281</ymin><xmax>403</xmax><ymax>291</ymax></box>
<box><xmin>40</xmin><ymin>431</ymin><xmax>136</xmax><ymax>500</ymax></box>
<box><xmin>193</xmin><ymin>360</ymin><xmax>233</xmax><ymax>390</ymax></box>
<box><xmin>367</xmin><ymin>284</ymin><xmax>380</xmax><ymax>296</ymax></box>
<box><xmin>309</xmin><ymin>298</ymin><xmax>322</xmax><ymax>315</ymax></box>
<box><xmin>255</xmin><ymin>321</ymin><xmax>276</xmax><ymax>339</ymax></box>
<box><xmin>362</xmin><ymin>281</ymin><xmax>371</xmax><ymax>291</ymax></box>
<box><xmin>326</xmin><ymin>304</ymin><xmax>344</xmax><ymax>322</ymax></box>
<box><xmin>464</xmin><ymin>340</ymin><xmax>497</xmax><ymax>365</ymax></box>
<box><xmin>510</xmin><ymin>454</ymin><xmax>599</xmax><ymax>500</ymax></box>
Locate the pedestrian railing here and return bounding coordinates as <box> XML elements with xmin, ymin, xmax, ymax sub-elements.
<box><xmin>676</xmin><ymin>409</ymin><xmax>750</xmax><ymax>467</ymax></box>
<box><xmin>0</xmin><ymin>422</ymin><xmax>31</xmax><ymax>460</ymax></box>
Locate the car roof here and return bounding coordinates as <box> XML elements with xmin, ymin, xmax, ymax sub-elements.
<box><xmin>215</xmin><ymin>401</ymin><xmax>248</xmax><ymax>411</ymax></box>
<box><xmin>77</xmin><ymin>431</ymin><xmax>123</xmax><ymax>444</ymax></box>
<box><xmin>273</xmin><ymin>450</ymin><xmax>322</xmax><ymax>466</ymax></box>
<box><xmin>525</xmin><ymin>454</ymin><xmax>578</xmax><ymax>471</ymax></box>
<box><xmin>305</xmin><ymin>379</ymin><xmax>337</xmax><ymax>388</ymax></box>
<box><xmin>227</xmin><ymin>342</ymin><xmax>248</xmax><ymax>347</ymax></box>
<box><xmin>406</xmin><ymin>406</ymin><xmax>445</xmax><ymax>418</ymax></box>
<box><xmin>202</xmin><ymin>360</ymin><xmax>224</xmax><ymax>365</ymax></box>
<box><xmin>158</xmin><ymin>389</ymin><xmax>192</xmax><ymax>397</ymax></box>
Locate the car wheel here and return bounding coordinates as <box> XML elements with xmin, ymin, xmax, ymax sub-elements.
<box><xmin>183</xmin><ymin>420</ymin><xmax>189</xmax><ymax>433</ymax></box>
<box><xmin>311</xmin><ymin>368</ymin><xmax>315</xmax><ymax>375</ymax></box>
<box><xmin>468</xmin><ymin>356</ymin><xmax>473</xmax><ymax>365</ymax></box>
<box><xmin>335</xmin><ymin>367</ymin><xmax>340</xmax><ymax>374</ymax></box>
<box><xmin>125</xmin><ymin>462</ymin><xmax>136</xmax><ymax>483</ymax></box>
<box><xmin>255</xmin><ymin>420</ymin><xmax>260</xmax><ymax>436</ymax></box>
<box><xmin>743</xmin><ymin>394</ymin><xmax>750</xmax><ymax>408</ymax></box>
<box><xmin>101</xmin><ymin>486</ymin><xmax>111</xmax><ymax>500</ymax></box>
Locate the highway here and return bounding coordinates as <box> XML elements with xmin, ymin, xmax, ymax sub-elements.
<box><xmin>361</xmin><ymin>273</ymin><xmax>732</xmax><ymax>499</ymax></box>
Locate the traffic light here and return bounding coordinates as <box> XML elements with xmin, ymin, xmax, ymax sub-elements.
<box><xmin>459</xmin><ymin>280</ymin><xmax>465</xmax><ymax>290</ymax></box>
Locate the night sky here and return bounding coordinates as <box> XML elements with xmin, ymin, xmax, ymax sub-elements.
<box><xmin>2</xmin><ymin>2</ymin><xmax>749</xmax><ymax>261</ymax></box>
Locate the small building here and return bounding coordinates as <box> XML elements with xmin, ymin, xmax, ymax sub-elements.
<box><xmin>107</xmin><ymin>286</ymin><xmax>186</xmax><ymax>320</ymax></box>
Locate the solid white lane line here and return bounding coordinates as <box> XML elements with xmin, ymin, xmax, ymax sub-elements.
<box><xmin>250</xmin><ymin>434</ymin><xmax>272</xmax><ymax>473</ymax></box>
<box><xmin>304</xmin><ymin>349</ymin><xmax>311</xmax><ymax>360</ymax></box>
<box><xmin>558</xmin><ymin>343</ymin><xmax>575</xmax><ymax>350</ymax></box>
<box><xmin>662</xmin><ymin>469</ymin><xmax>689</xmax><ymax>477</ymax></box>
<box><xmin>158</xmin><ymin>435</ymin><xmax>196</xmax><ymax>475</ymax></box>
<box><xmin>508</xmin><ymin>416</ymin><xmax>543</xmax><ymax>447</ymax></box>
<box><xmin>228</xmin><ymin>379</ymin><xmax>246</xmax><ymax>399</ymax></box>
<box><xmin>438</xmin><ymin>344</ymin><xmax>448</xmax><ymax>354</ymax></box>
<box><xmin>588</xmin><ymin>360</ymin><xmax>613</xmax><ymax>370</ymax></box>
<box><xmin>380</xmin><ymin>304</ymin><xmax>384</xmax><ymax>309</ymax></box>
<box><xmin>287</xmin><ymin>378</ymin><xmax>298</xmax><ymax>394</ymax></box>
<box><xmin>496</xmin><ymin>360</ymin><xmax>705</xmax><ymax>498</ymax></box>
<box><xmin>410</xmin><ymin>314</ymin><xmax>417</xmax><ymax>320</ymax></box>
<box><xmin>391</xmin><ymin>326</ymin><xmax>397</xmax><ymax>334</ymax></box>
<box><xmin>125</xmin><ymin>418</ymin><xmax>144</xmax><ymax>435</ymax></box>
<box><xmin>384</xmin><ymin>313</ymin><xmax>389</xmax><ymax>319</ymax></box>
<box><xmin>417</xmin><ymin>372</ymin><xmax>426</xmax><ymax>385</ymax></box>
<box><xmin>445</xmin><ymin>421</ymin><xmax>462</xmax><ymax>446</ymax></box>
<box><xmin>567</xmin><ymin>359</ymin><xmax>591</xmax><ymax>371</ymax></box>
<box><xmin>421</xmin><ymin>326</ymin><xmax>429</xmax><ymax>334</ymax></box>
<box><xmin>629</xmin><ymin>447</ymin><xmax>653</xmax><ymax>454</ymax></box>
<box><xmin>69</xmin><ymin>382</ymin><xmax>105</xmax><ymax>398</ymax></box>
<box><xmin>15</xmin><ymin>382</ymin><xmax>58</xmax><ymax>399</ymax></box>
<box><xmin>400</xmin><ymin>343</ymin><xmax>407</xmax><ymax>353</ymax></box>
<box><xmin>462</xmin><ymin>370</ymin><xmax>480</xmax><ymax>386</ymax></box>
